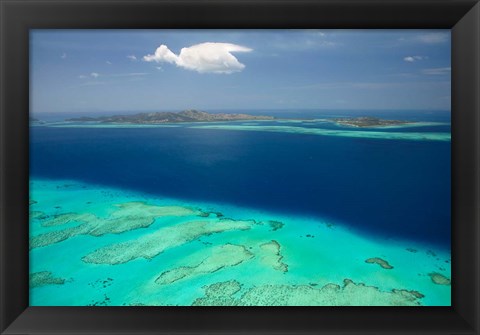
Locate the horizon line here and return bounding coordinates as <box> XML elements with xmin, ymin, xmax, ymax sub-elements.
<box><xmin>31</xmin><ymin>108</ymin><xmax>452</xmax><ymax>115</ymax></box>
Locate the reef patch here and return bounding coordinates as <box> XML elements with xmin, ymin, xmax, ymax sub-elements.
<box><xmin>428</xmin><ymin>272</ymin><xmax>451</xmax><ymax>285</ymax></box>
<box><xmin>365</xmin><ymin>257</ymin><xmax>394</xmax><ymax>269</ymax></box>
<box><xmin>30</xmin><ymin>211</ymin><xmax>47</xmax><ymax>220</ymax></box>
<box><xmin>41</xmin><ymin>213</ymin><xmax>97</xmax><ymax>227</ymax></box>
<box><xmin>155</xmin><ymin>244</ymin><xmax>254</xmax><ymax>285</ymax></box>
<box><xmin>267</xmin><ymin>220</ymin><xmax>284</xmax><ymax>231</ymax></box>
<box><xmin>82</xmin><ymin>219</ymin><xmax>254</xmax><ymax>265</ymax></box>
<box><xmin>30</xmin><ymin>271</ymin><xmax>66</xmax><ymax>288</ymax></box>
<box><xmin>259</xmin><ymin>240</ymin><xmax>288</xmax><ymax>273</ymax></box>
<box><xmin>30</xmin><ymin>202</ymin><xmax>206</xmax><ymax>249</ymax></box>
<box><xmin>192</xmin><ymin>278</ymin><xmax>424</xmax><ymax>306</ymax></box>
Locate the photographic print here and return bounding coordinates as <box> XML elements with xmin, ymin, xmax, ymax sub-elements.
<box><xmin>29</xmin><ymin>29</ymin><xmax>451</xmax><ymax>306</ymax></box>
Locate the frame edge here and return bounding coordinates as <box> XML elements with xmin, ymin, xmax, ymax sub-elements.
<box><xmin>452</xmin><ymin>2</ymin><xmax>480</xmax><ymax>333</ymax></box>
<box><xmin>0</xmin><ymin>0</ymin><xmax>479</xmax><ymax>334</ymax></box>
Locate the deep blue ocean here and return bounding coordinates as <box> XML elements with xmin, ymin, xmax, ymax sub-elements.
<box><xmin>30</xmin><ymin>110</ymin><xmax>451</xmax><ymax>248</ymax></box>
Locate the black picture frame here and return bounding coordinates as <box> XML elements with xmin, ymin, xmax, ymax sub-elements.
<box><xmin>1</xmin><ymin>0</ymin><xmax>479</xmax><ymax>334</ymax></box>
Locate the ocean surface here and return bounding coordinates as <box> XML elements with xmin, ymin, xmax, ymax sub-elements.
<box><xmin>29</xmin><ymin>110</ymin><xmax>452</xmax><ymax>306</ymax></box>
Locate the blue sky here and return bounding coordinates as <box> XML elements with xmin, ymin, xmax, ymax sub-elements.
<box><xmin>30</xmin><ymin>29</ymin><xmax>451</xmax><ymax>114</ymax></box>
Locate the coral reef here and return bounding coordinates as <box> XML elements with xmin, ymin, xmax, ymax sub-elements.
<box><xmin>30</xmin><ymin>202</ymin><xmax>206</xmax><ymax>249</ymax></box>
<box><xmin>82</xmin><ymin>219</ymin><xmax>254</xmax><ymax>265</ymax></box>
<box><xmin>192</xmin><ymin>280</ymin><xmax>243</xmax><ymax>306</ymax></box>
<box><xmin>30</xmin><ymin>211</ymin><xmax>47</xmax><ymax>220</ymax></box>
<box><xmin>428</xmin><ymin>272</ymin><xmax>451</xmax><ymax>285</ymax></box>
<box><xmin>365</xmin><ymin>257</ymin><xmax>394</xmax><ymax>269</ymax></box>
<box><xmin>192</xmin><ymin>278</ymin><xmax>424</xmax><ymax>306</ymax></box>
<box><xmin>191</xmin><ymin>124</ymin><xmax>451</xmax><ymax>142</ymax></box>
<box><xmin>258</xmin><ymin>240</ymin><xmax>288</xmax><ymax>273</ymax></box>
<box><xmin>30</xmin><ymin>271</ymin><xmax>66</xmax><ymax>288</ymax></box>
<box><xmin>267</xmin><ymin>220</ymin><xmax>284</xmax><ymax>231</ymax></box>
<box><xmin>41</xmin><ymin>213</ymin><xmax>97</xmax><ymax>227</ymax></box>
<box><xmin>155</xmin><ymin>244</ymin><xmax>253</xmax><ymax>285</ymax></box>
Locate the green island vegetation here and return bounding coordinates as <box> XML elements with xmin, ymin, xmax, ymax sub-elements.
<box><xmin>66</xmin><ymin>109</ymin><xmax>274</xmax><ymax>124</ymax></box>
<box><xmin>330</xmin><ymin>116</ymin><xmax>413</xmax><ymax>128</ymax></box>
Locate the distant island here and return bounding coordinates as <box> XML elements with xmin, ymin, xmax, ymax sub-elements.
<box><xmin>30</xmin><ymin>117</ymin><xmax>45</xmax><ymax>124</ymax></box>
<box><xmin>64</xmin><ymin>112</ymin><xmax>415</xmax><ymax>128</ymax></box>
<box><xmin>330</xmin><ymin>116</ymin><xmax>415</xmax><ymax>128</ymax></box>
<box><xmin>66</xmin><ymin>110</ymin><xmax>274</xmax><ymax>124</ymax></box>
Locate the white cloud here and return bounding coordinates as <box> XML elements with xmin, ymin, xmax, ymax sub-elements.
<box><xmin>90</xmin><ymin>72</ymin><xmax>100</xmax><ymax>78</ymax></box>
<box><xmin>404</xmin><ymin>55</ymin><xmax>428</xmax><ymax>62</ymax></box>
<box><xmin>416</xmin><ymin>33</ymin><xmax>449</xmax><ymax>44</ymax></box>
<box><xmin>143</xmin><ymin>42</ymin><xmax>252</xmax><ymax>74</ymax></box>
<box><xmin>78</xmin><ymin>75</ymin><xmax>87</xmax><ymax>79</ymax></box>
<box><xmin>127</xmin><ymin>55</ymin><xmax>137</xmax><ymax>61</ymax></box>
<box><xmin>61</xmin><ymin>52</ymin><xmax>67</xmax><ymax>59</ymax></box>
<box><xmin>144</xmin><ymin>45</ymin><xmax>177</xmax><ymax>64</ymax></box>
<box><xmin>156</xmin><ymin>66</ymin><xmax>163</xmax><ymax>71</ymax></box>
<box><xmin>421</xmin><ymin>67</ymin><xmax>451</xmax><ymax>75</ymax></box>
<box><xmin>106</xmin><ymin>61</ymin><xmax>112</xmax><ymax>65</ymax></box>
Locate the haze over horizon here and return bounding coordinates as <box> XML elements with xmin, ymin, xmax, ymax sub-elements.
<box><xmin>30</xmin><ymin>29</ymin><xmax>451</xmax><ymax>115</ymax></box>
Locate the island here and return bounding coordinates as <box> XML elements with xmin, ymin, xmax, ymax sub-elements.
<box><xmin>66</xmin><ymin>109</ymin><xmax>274</xmax><ymax>124</ymax></box>
<box><xmin>30</xmin><ymin>117</ymin><xmax>46</xmax><ymax>124</ymax></box>
<box><xmin>330</xmin><ymin>116</ymin><xmax>415</xmax><ymax>128</ymax></box>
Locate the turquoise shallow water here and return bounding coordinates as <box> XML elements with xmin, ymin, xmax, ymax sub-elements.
<box><xmin>30</xmin><ymin>178</ymin><xmax>451</xmax><ymax>306</ymax></box>
<box><xmin>38</xmin><ymin>119</ymin><xmax>451</xmax><ymax>141</ymax></box>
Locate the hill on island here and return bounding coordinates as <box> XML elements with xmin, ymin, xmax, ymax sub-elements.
<box><xmin>66</xmin><ymin>110</ymin><xmax>274</xmax><ymax>124</ymax></box>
